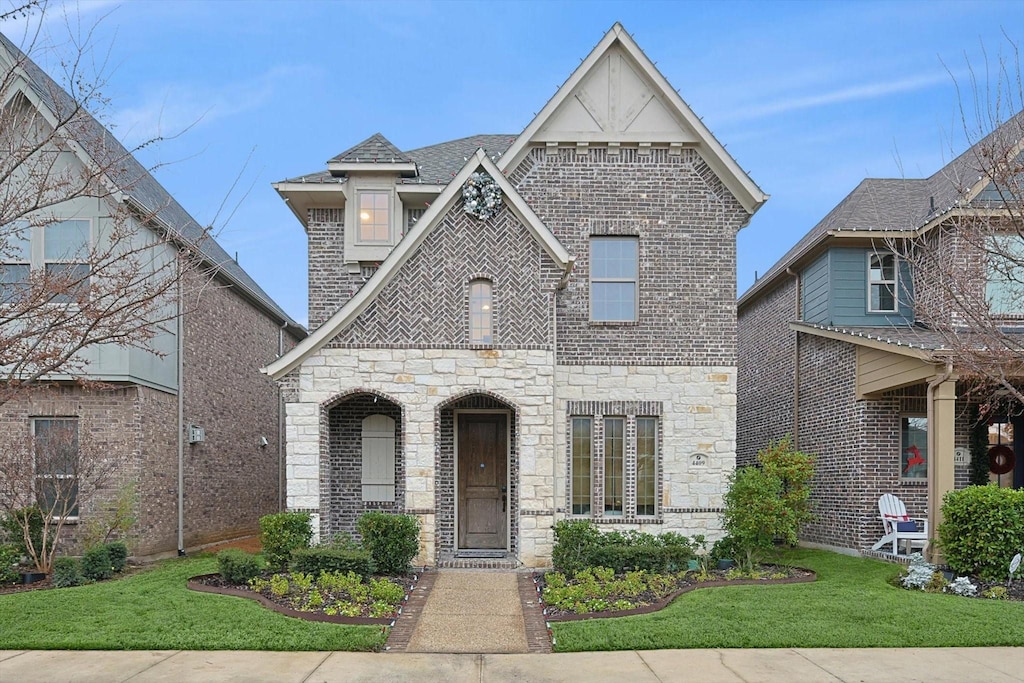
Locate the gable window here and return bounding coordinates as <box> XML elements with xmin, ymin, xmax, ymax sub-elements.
<box><xmin>361</xmin><ymin>414</ymin><xmax>396</xmax><ymax>502</ymax></box>
<box><xmin>0</xmin><ymin>221</ymin><xmax>31</xmax><ymax>302</ymax></box>
<box><xmin>358</xmin><ymin>192</ymin><xmax>390</xmax><ymax>242</ymax></box>
<box><xmin>590</xmin><ymin>237</ymin><xmax>638</xmax><ymax>321</ymax></box>
<box><xmin>868</xmin><ymin>252</ymin><xmax>898</xmax><ymax>313</ymax></box>
<box><xmin>33</xmin><ymin>418</ymin><xmax>80</xmax><ymax>518</ymax></box>
<box><xmin>570</xmin><ymin>417</ymin><xmax>592</xmax><ymax>515</ymax></box>
<box><xmin>900</xmin><ymin>415</ymin><xmax>927</xmax><ymax>481</ymax></box>
<box><xmin>469</xmin><ymin>279</ymin><xmax>493</xmax><ymax>344</ymax></box>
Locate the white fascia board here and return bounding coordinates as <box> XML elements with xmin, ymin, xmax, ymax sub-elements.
<box><xmin>396</xmin><ymin>184</ymin><xmax>447</xmax><ymax>195</ymax></box>
<box><xmin>788</xmin><ymin>322</ymin><xmax>933</xmax><ymax>360</ymax></box>
<box><xmin>272</xmin><ymin>181</ymin><xmax>347</xmax><ymax>226</ymax></box>
<box><xmin>497</xmin><ymin>22</ymin><xmax>767</xmax><ymax>215</ymax></box>
<box><xmin>264</xmin><ymin>148</ymin><xmax>570</xmax><ymax>380</ymax></box>
<box><xmin>327</xmin><ymin>161</ymin><xmax>417</xmax><ymax>175</ymax></box>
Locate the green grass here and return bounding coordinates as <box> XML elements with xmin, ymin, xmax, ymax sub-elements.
<box><xmin>551</xmin><ymin>548</ymin><xmax>1024</xmax><ymax>652</ymax></box>
<box><xmin>0</xmin><ymin>556</ymin><xmax>386</xmax><ymax>651</ymax></box>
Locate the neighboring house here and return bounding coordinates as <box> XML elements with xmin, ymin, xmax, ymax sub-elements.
<box><xmin>0</xmin><ymin>34</ymin><xmax>306</xmax><ymax>557</ymax></box>
<box><xmin>737</xmin><ymin>111</ymin><xmax>1024</xmax><ymax>555</ymax></box>
<box><xmin>265</xmin><ymin>24</ymin><xmax>767</xmax><ymax>568</ymax></box>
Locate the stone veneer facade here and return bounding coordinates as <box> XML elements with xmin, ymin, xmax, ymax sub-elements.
<box><xmin>284</xmin><ymin>142</ymin><xmax>748</xmax><ymax>568</ymax></box>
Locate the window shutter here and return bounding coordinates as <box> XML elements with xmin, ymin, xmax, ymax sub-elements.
<box><xmin>361</xmin><ymin>414</ymin><xmax>395</xmax><ymax>501</ymax></box>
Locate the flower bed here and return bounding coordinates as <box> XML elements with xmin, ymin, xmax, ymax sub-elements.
<box><xmin>536</xmin><ymin>564</ymin><xmax>815</xmax><ymax>621</ymax></box>
<box><xmin>189</xmin><ymin>570</ymin><xmax>418</xmax><ymax>625</ymax></box>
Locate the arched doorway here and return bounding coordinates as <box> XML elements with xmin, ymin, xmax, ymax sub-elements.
<box><xmin>435</xmin><ymin>392</ymin><xmax>518</xmax><ymax>561</ymax></box>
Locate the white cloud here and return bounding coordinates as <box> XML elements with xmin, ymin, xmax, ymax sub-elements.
<box><xmin>719</xmin><ymin>71</ymin><xmax>957</xmax><ymax>124</ymax></box>
<box><xmin>111</xmin><ymin>66</ymin><xmax>304</xmax><ymax>147</ymax></box>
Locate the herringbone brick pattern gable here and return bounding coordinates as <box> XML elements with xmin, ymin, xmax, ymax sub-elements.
<box><xmin>328</xmin><ymin>199</ymin><xmax>561</xmax><ymax>348</ymax></box>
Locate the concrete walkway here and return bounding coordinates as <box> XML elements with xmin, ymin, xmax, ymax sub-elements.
<box><xmin>1</xmin><ymin>647</ymin><xmax>1021</xmax><ymax>682</ymax></box>
<box><xmin>405</xmin><ymin>570</ymin><xmax>528</xmax><ymax>653</ymax></box>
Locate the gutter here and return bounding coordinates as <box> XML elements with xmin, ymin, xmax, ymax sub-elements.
<box><xmin>551</xmin><ymin>260</ymin><xmax>573</xmax><ymax>525</ymax></box>
<box><xmin>176</xmin><ymin>263</ymin><xmax>186</xmax><ymax>556</ymax></box>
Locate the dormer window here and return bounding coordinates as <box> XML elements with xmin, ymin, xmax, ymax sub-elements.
<box><xmin>358</xmin><ymin>192</ymin><xmax>390</xmax><ymax>242</ymax></box>
<box><xmin>469</xmin><ymin>279</ymin><xmax>493</xmax><ymax>344</ymax></box>
<box><xmin>868</xmin><ymin>252</ymin><xmax>897</xmax><ymax>313</ymax></box>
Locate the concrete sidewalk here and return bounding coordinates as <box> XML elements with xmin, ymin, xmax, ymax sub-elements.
<box><xmin>1</xmin><ymin>647</ymin><xmax>1021</xmax><ymax>682</ymax></box>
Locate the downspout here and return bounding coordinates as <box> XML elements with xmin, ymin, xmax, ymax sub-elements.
<box><xmin>786</xmin><ymin>268</ymin><xmax>801</xmax><ymax>446</ymax></box>
<box><xmin>176</xmin><ymin>263</ymin><xmax>185</xmax><ymax>556</ymax></box>
<box><xmin>278</xmin><ymin>321</ymin><xmax>287</xmax><ymax>512</ymax></box>
<box><xmin>552</xmin><ymin>259</ymin><xmax>575</xmax><ymax>524</ymax></box>
<box><xmin>926</xmin><ymin>361</ymin><xmax>954</xmax><ymax>562</ymax></box>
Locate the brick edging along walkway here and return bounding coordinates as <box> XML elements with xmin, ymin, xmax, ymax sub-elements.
<box><xmin>518</xmin><ymin>572</ymin><xmax>553</xmax><ymax>653</ymax></box>
<box><xmin>384</xmin><ymin>569</ymin><xmax>436</xmax><ymax>652</ymax></box>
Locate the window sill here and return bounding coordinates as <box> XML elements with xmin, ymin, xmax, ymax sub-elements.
<box><xmin>589</xmin><ymin>320</ymin><xmax>639</xmax><ymax>327</ymax></box>
<box><xmin>899</xmin><ymin>479</ymin><xmax>927</xmax><ymax>486</ymax></box>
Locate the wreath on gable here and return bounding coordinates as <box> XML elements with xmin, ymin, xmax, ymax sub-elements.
<box><xmin>462</xmin><ymin>172</ymin><xmax>503</xmax><ymax>220</ymax></box>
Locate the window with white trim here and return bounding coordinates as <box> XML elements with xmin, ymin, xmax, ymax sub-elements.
<box><xmin>900</xmin><ymin>415</ymin><xmax>927</xmax><ymax>481</ymax></box>
<box><xmin>361</xmin><ymin>414</ymin><xmax>396</xmax><ymax>501</ymax></box>
<box><xmin>0</xmin><ymin>221</ymin><xmax>31</xmax><ymax>302</ymax></box>
<box><xmin>33</xmin><ymin>418</ymin><xmax>80</xmax><ymax>518</ymax></box>
<box><xmin>469</xmin><ymin>279</ymin><xmax>493</xmax><ymax>344</ymax></box>
<box><xmin>868</xmin><ymin>252</ymin><xmax>898</xmax><ymax>313</ymax></box>
<box><xmin>1</xmin><ymin>219</ymin><xmax>91</xmax><ymax>304</ymax></box>
<box><xmin>357</xmin><ymin>192</ymin><xmax>391</xmax><ymax>243</ymax></box>
<box><xmin>590</xmin><ymin>237</ymin><xmax>638</xmax><ymax>321</ymax></box>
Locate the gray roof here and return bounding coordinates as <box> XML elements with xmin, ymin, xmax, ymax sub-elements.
<box><xmin>793</xmin><ymin>321</ymin><xmax>1024</xmax><ymax>355</ymax></box>
<box><xmin>740</xmin><ymin>109</ymin><xmax>1024</xmax><ymax>308</ymax></box>
<box><xmin>0</xmin><ymin>32</ymin><xmax>304</xmax><ymax>336</ymax></box>
<box><xmin>328</xmin><ymin>133</ymin><xmax>413</xmax><ymax>165</ymax></box>
<box><xmin>284</xmin><ymin>134</ymin><xmax>517</xmax><ymax>186</ymax></box>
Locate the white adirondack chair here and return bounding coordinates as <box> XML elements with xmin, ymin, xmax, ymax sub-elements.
<box><xmin>871</xmin><ymin>493</ymin><xmax>929</xmax><ymax>555</ymax></box>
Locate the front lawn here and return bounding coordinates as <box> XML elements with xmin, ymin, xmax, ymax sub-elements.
<box><xmin>0</xmin><ymin>555</ymin><xmax>386</xmax><ymax>651</ymax></box>
<box><xmin>550</xmin><ymin>548</ymin><xmax>1024</xmax><ymax>651</ymax></box>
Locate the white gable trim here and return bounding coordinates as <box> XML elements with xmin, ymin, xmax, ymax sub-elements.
<box><xmin>497</xmin><ymin>23</ymin><xmax>767</xmax><ymax>215</ymax></box>
<box><xmin>264</xmin><ymin>149</ymin><xmax>572</xmax><ymax>380</ymax></box>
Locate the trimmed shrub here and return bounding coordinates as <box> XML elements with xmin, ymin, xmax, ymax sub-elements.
<box><xmin>551</xmin><ymin>520</ymin><xmax>694</xmax><ymax>576</ymax></box>
<box><xmin>291</xmin><ymin>547</ymin><xmax>375</xmax><ymax>579</ymax></box>
<box><xmin>260</xmin><ymin>512</ymin><xmax>312</xmax><ymax>570</ymax></box>
<box><xmin>356</xmin><ymin>512</ymin><xmax>419</xmax><ymax>575</ymax></box>
<box><xmin>217</xmin><ymin>549</ymin><xmax>263</xmax><ymax>585</ymax></box>
<box><xmin>0</xmin><ymin>543</ymin><xmax>21</xmax><ymax>584</ymax></box>
<box><xmin>105</xmin><ymin>541</ymin><xmax>129</xmax><ymax>573</ymax></box>
<box><xmin>52</xmin><ymin>556</ymin><xmax>83</xmax><ymax>587</ymax></box>
<box><xmin>939</xmin><ymin>485</ymin><xmax>1024</xmax><ymax>580</ymax></box>
<box><xmin>81</xmin><ymin>545</ymin><xmax>113</xmax><ymax>581</ymax></box>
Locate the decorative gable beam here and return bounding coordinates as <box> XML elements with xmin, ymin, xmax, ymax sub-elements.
<box><xmin>497</xmin><ymin>22</ymin><xmax>768</xmax><ymax>215</ymax></box>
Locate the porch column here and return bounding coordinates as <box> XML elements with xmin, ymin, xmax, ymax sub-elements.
<box><xmin>926</xmin><ymin>376</ymin><xmax>957</xmax><ymax>563</ymax></box>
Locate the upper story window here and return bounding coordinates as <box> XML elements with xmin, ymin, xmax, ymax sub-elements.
<box><xmin>868</xmin><ymin>252</ymin><xmax>898</xmax><ymax>313</ymax></box>
<box><xmin>985</xmin><ymin>235</ymin><xmax>1024</xmax><ymax>316</ymax></box>
<box><xmin>1</xmin><ymin>219</ymin><xmax>91</xmax><ymax>304</ymax></box>
<box><xmin>469</xmin><ymin>279</ymin><xmax>493</xmax><ymax>344</ymax></box>
<box><xmin>358</xmin><ymin>192</ymin><xmax>390</xmax><ymax>242</ymax></box>
<box><xmin>590</xmin><ymin>237</ymin><xmax>638</xmax><ymax>322</ymax></box>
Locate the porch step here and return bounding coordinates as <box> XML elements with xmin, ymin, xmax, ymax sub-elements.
<box><xmin>436</xmin><ymin>556</ymin><xmax>521</xmax><ymax>570</ymax></box>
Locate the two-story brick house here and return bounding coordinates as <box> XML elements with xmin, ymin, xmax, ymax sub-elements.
<box><xmin>737</xmin><ymin>110</ymin><xmax>1024</xmax><ymax>555</ymax></box>
<box><xmin>265</xmin><ymin>24</ymin><xmax>767</xmax><ymax>567</ymax></box>
<box><xmin>0</xmin><ymin>34</ymin><xmax>305</xmax><ymax>557</ymax></box>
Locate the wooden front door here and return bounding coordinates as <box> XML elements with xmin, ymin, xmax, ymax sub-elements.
<box><xmin>457</xmin><ymin>413</ymin><xmax>507</xmax><ymax>549</ymax></box>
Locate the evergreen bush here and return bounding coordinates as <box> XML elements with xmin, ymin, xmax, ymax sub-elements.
<box><xmin>81</xmin><ymin>544</ymin><xmax>113</xmax><ymax>581</ymax></box>
<box><xmin>356</xmin><ymin>512</ymin><xmax>419</xmax><ymax>575</ymax></box>
<box><xmin>105</xmin><ymin>541</ymin><xmax>129</xmax><ymax>573</ymax></box>
<box><xmin>52</xmin><ymin>556</ymin><xmax>83</xmax><ymax>587</ymax></box>
<box><xmin>217</xmin><ymin>549</ymin><xmax>263</xmax><ymax>585</ymax></box>
<box><xmin>259</xmin><ymin>512</ymin><xmax>312</xmax><ymax>570</ymax></box>
<box><xmin>291</xmin><ymin>547</ymin><xmax>375</xmax><ymax>579</ymax></box>
<box><xmin>939</xmin><ymin>485</ymin><xmax>1024</xmax><ymax>580</ymax></box>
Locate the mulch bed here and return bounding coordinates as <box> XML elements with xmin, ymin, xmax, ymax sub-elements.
<box><xmin>188</xmin><ymin>572</ymin><xmax>419</xmax><ymax>625</ymax></box>
<box><xmin>536</xmin><ymin>565</ymin><xmax>817</xmax><ymax>622</ymax></box>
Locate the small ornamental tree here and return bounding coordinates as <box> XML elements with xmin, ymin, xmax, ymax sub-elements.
<box><xmin>723</xmin><ymin>437</ymin><xmax>815</xmax><ymax>571</ymax></box>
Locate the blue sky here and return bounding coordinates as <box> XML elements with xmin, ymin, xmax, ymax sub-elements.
<box><xmin>3</xmin><ymin>0</ymin><xmax>1022</xmax><ymax>326</ymax></box>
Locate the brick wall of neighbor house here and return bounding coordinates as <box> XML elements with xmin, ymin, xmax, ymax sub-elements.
<box><xmin>511</xmin><ymin>147</ymin><xmax>747</xmax><ymax>366</ymax></box>
<box><xmin>737</xmin><ymin>278</ymin><xmax>798</xmax><ymax>464</ymax></box>
<box><xmin>134</xmin><ymin>387</ymin><xmax>179</xmax><ymax>555</ymax></box>
<box><xmin>181</xmin><ymin>270</ymin><xmax>297</xmax><ymax>549</ymax></box>
<box><xmin>307</xmin><ymin>207</ymin><xmax>364</xmax><ymax>331</ymax></box>
<box><xmin>0</xmin><ymin>386</ymin><xmax>145</xmax><ymax>554</ymax></box>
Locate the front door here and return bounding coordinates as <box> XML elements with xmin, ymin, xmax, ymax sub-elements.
<box><xmin>457</xmin><ymin>413</ymin><xmax>507</xmax><ymax>549</ymax></box>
